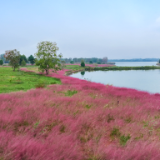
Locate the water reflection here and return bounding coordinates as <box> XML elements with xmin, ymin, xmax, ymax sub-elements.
<box><xmin>81</xmin><ymin>71</ymin><xmax>85</xmax><ymax>76</ymax></box>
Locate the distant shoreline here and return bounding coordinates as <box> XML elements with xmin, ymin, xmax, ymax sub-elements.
<box><xmin>108</xmin><ymin>58</ymin><xmax>159</xmax><ymax>62</ymax></box>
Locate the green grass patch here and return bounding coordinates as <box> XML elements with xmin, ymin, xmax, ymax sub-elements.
<box><xmin>65</xmin><ymin>65</ymin><xmax>83</xmax><ymax>70</ymax></box>
<box><xmin>110</xmin><ymin>127</ymin><xmax>131</xmax><ymax>145</ymax></box>
<box><xmin>0</xmin><ymin>67</ymin><xmax>61</xmax><ymax>93</ymax></box>
<box><xmin>65</xmin><ymin>90</ymin><xmax>78</xmax><ymax>96</ymax></box>
<box><xmin>119</xmin><ymin>134</ymin><xmax>131</xmax><ymax>146</ymax></box>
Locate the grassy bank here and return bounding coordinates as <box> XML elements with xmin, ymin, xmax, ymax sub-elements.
<box><xmin>0</xmin><ymin>67</ymin><xmax>61</xmax><ymax>93</ymax></box>
<box><xmin>64</xmin><ymin>65</ymin><xmax>85</xmax><ymax>75</ymax></box>
<box><xmin>64</xmin><ymin>64</ymin><xmax>84</xmax><ymax>70</ymax></box>
<box><xmin>85</xmin><ymin>65</ymin><xmax>160</xmax><ymax>71</ymax></box>
<box><xmin>64</xmin><ymin>64</ymin><xmax>160</xmax><ymax>74</ymax></box>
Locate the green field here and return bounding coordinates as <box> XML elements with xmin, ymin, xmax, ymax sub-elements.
<box><xmin>65</xmin><ymin>65</ymin><xmax>83</xmax><ymax>70</ymax></box>
<box><xmin>0</xmin><ymin>67</ymin><xmax>61</xmax><ymax>93</ymax></box>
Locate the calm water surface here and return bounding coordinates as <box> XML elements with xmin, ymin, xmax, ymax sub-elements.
<box><xmin>70</xmin><ymin>62</ymin><xmax>160</xmax><ymax>93</ymax></box>
<box><xmin>115</xmin><ymin>61</ymin><xmax>157</xmax><ymax>66</ymax></box>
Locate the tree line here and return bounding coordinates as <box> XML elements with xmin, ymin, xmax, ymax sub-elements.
<box><xmin>0</xmin><ymin>41</ymin><xmax>62</xmax><ymax>75</ymax></box>
<box><xmin>0</xmin><ymin>41</ymin><xmax>109</xmax><ymax>74</ymax></box>
<box><xmin>61</xmin><ymin>57</ymin><xmax>108</xmax><ymax>64</ymax></box>
<box><xmin>0</xmin><ymin>53</ymin><xmax>35</xmax><ymax>66</ymax></box>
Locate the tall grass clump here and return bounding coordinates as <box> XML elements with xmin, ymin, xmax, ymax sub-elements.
<box><xmin>65</xmin><ymin>90</ymin><xmax>77</xmax><ymax>96</ymax></box>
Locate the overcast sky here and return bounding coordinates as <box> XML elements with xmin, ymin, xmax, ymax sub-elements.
<box><xmin>0</xmin><ymin>0</ymin><xmax>160</xmax><ymax>59</ymax></box>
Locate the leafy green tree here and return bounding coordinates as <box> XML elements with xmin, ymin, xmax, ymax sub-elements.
<box><xmin>0</xmin><ymin>60</ymin><xmax>3</xmax><ymax>65</ymax></box>
<box><xmin>19</xmin><ymin>55</ymin><xmax>28</xmax><ymax>65</ymax></box>
<box><xmin>70</xmin><ymin>61</ymin><xmax>74</xmax><ymax>64</ymax></box>
<box><xmin>89</xmin><ymin>60</ymin><xmax>93</xmax><ymax>64</ymax></box>
<box><xmin>81</xmin><ymin>60</ymin><xmax>85</xmax><ymax>67</ymax></box>
<box><xmin>21</xmin><ymin>59</ymin><xmax>26</xmax><ymax>66</ymax></box>
<box><xmin>35</xmin><ymin>41</ymin><xmax>62</xmax><ymax>75</ymax></box>
<box><xmin>4</xmin><ymin>49</ymin><xmax>20</xmax><ymax>71</ymax></box>
<box><xmin>28</xmin><ymin>55</ymin><xmax>35</xmax><ymax>65</ymax></box>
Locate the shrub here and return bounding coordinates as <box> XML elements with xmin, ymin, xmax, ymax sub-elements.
<box><xmin>81</xmin><ymin>61</ymin><xmax>85</xmax><ymax>67</ymax></box>
<box><xmin>70</xmin><ymin>61</ymin><xmax>74</xmax><ymax>64</ymax></box>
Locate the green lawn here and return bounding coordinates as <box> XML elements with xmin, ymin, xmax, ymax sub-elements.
<box><xmin>65</xmin><ymin>65</ymin><xmax>83</xmax><ymax>70</ymax></box>
<box><xmin>0</xmin><ymin>67</ymin><xmax>61</xmax><ymax>93</ymax></box>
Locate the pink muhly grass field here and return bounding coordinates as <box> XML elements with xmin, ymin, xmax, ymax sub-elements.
<box><xmin>0</xmin><ymin>68</ymin><xmax>160</xmax><ymax>159</ymax></box>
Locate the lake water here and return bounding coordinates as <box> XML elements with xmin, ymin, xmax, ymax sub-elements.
<box><xmin>70</xmin><ymin>62</ymin><xmax>160</xmax><ymax>93</ymax></box>
<box><xmin>115</xmin><ymin>61</ymin><xmax>157</xmax><ymax>66</ymax></box>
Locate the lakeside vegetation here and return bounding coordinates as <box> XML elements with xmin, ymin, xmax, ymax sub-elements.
<box><xmin>63</xmin><ymin>64</ymin><xmax>160</xmax><ymax>76</ymax></box>
<box><xmin>1</xmin><ymin>64</ymin><xmax>159</xmax><ymax>94</ymax></box>
<box><xmin>0</xmin><ymin>67</ymin><xmax>61</xmax><ymax>93</ymax></box>
<box><xmin>85</xmin><ymin>65</ymin><xmax>160</xmax><ymax>71</ymax></box>
<box><xmin>64</xmin><ymin>64</ymin><xmax>84</xmax><ymax>70</ymax></box>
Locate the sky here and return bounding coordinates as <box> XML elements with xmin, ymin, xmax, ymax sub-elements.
<box><xmin>0</xmin><ymin>0</ymin><xmax>160</xmax><ymax>59</ymax></box>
